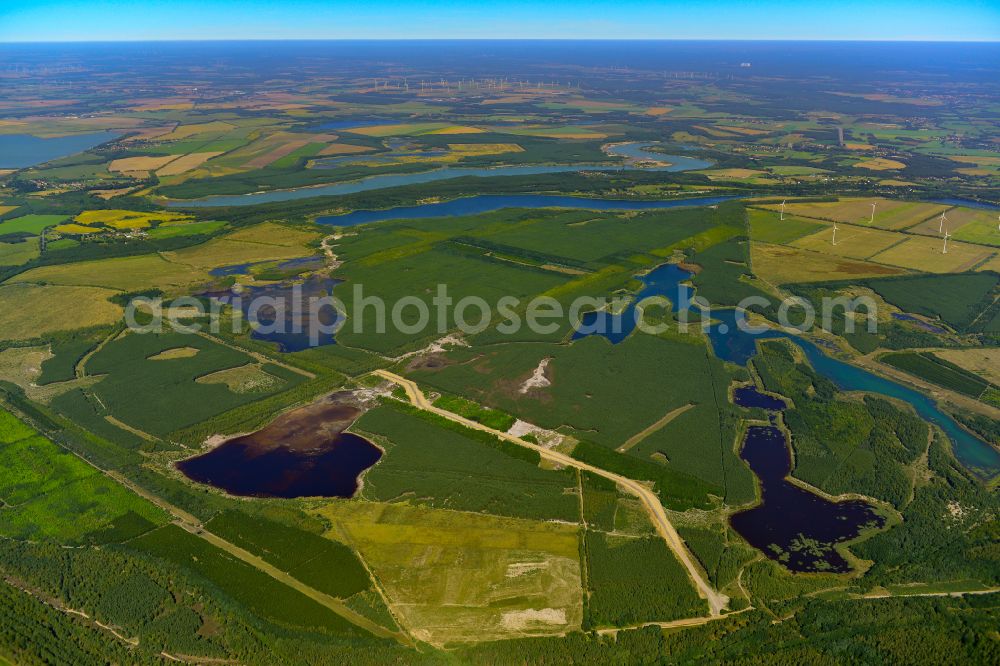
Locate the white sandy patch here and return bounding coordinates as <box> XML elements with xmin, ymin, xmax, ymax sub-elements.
<box><xmin>395</xmin><ymin>333</ymin><xmax>469</xmax><ymax>361</ymax></box>
<box><xmin>501</xmin><ymin>608</ymin><xmax>567</xmax><ymax>630</ymax></box>
<box><xmin>507</xmin><ymin>419</ymin><xmax>565</xmax><ymax>449</ymax></box>
<box><xmin>519</xmin><ymin>357</ymin><xmax>552</xmax><ymax>394</ymax></box>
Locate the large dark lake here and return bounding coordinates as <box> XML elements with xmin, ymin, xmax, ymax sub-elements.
<box><xmin>177</xmin><ymin>396</ymin><xmax>381</xmax><ymax>498</ymax></box>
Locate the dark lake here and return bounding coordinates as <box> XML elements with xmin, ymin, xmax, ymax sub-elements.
<box><xmin>177</xmin><ymin>397</ymin><xmax>381</xmax><ymax>499</ymax></box>
<box><xmin>203</xmin><ymin>275</ymin><xmax>342</xmax><ymax>352</ymax></box>
<box><xmin>0</xmin><ymin>131</ymin><xmax>120</xmax><ymax>168</ymax></box>
<box><xmin>729</xmin><ymin>424</ymin><xmax>885</xmax><ymax>573</ymax></box>
<box><xmin>733</xmin><ymin>386</ymin><xmax>787</xmax><ymax>411</ymax></box>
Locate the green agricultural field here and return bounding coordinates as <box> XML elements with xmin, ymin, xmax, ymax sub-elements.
<box><xmin>84</xmin><ymin>331</ymin><xmax>303</xmax><ymax>436</ymax></box>
<box><xmin>748</xmin><ymin>208</ymin><xmax>825</xmax><ymax>244</ymax></box>
<box><xmin>146</xmin><ymin>219</ymin><xmax>228</xmax><ymax>239</ymax></box>
<box><xmin>0</xmin><ymin>214</ymin><xmax>69</xmax><ymax>235</ymax></box>
<box><xmin>0</xmin><ymin>237</ymin><xmax>40</xmax><ymax>266</ymax></box>
<box><xmin>0</xmin><ymin>284</ymin><xmax>123</xmax><ymax>341</ymax></box>
<box><xmin>355</xmin><ymin>402</ymin><xmax>579</xmax><ymax>521</ymax></box>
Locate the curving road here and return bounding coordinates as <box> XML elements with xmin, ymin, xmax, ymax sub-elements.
<box><xmin>371</xmin><ymin>369</ymin><xmax>730</xmax><ymax>617</ymax></box>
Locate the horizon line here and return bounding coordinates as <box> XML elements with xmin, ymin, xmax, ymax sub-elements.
<box><xmin>1</xmin><ymin>37</ymin><xmax>999</xmax><ymax>44</ymax></box>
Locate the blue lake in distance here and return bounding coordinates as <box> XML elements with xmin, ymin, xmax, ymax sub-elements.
<box><xmin>319</xmin><ymin>194</ymin><xmax>736</xmax><ymax>227</ymax></box>
<box><xmin>169</xmin><ymin>142</ymin><xmax>713</xmax><ymax>207</ymax></box>
<box><xmin>0</xmin><ymin>132</ymin><xmax>120</xmax><ymax>169</ymax></box>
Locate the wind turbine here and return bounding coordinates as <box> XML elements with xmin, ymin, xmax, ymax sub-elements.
<box><xmin>938</xmin><ymin>211</ymin><xmax>948</xmax><ymax>234</ymax></box>
<box><xmin>779</xmin><ymin>200</ymin><xmax>786</xmax><ymax>221</ymax></box>
<box><xmin>942</xmin><ymin>227</ymin><xmax>951</xmax><ymax>254</ymax></box>
<box><xmin>870</xmin><ymin>202</ymin><xmax>876</xmax><ymax>224</ymax></box>
<box><xmin>832</xmin><ymin>221</ymin><xmax>839</xmax><ymax>246</ymax></box>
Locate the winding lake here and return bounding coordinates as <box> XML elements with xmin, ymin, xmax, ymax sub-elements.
<box><xmin>169</xmin><ymin>142</ymin><xmax>712</xmax><ymax>207</ymax></box>
<box><xmin>572</xmin><ymin>263</ymin><xmax>1000</xmax><ymax>478</ymax></box>
<box><xmin>0</xmin><ymin>132</ymin><xmax>120</xmax><ymax>169</ymax></box>
<box><xmin>729</xmin><ymin>424</ymin><xmax>885</xmax><ymax>573</ymax></box>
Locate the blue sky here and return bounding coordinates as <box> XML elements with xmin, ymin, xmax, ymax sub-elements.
<box><xmin>1</xmin><ymin>0</ymin><xmax>998</xmax><ymax>42</ymax></box>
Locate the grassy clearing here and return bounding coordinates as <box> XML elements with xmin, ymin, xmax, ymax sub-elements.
<box><xmin>0</xmin><ymin>284</ymin><xmax>122</xmax><ymax>341</ymax></box>
<box><xmin>933</xmin><ymin>348</ymin><xmax>1000</xmax><ymax>385</ymax></box>
<box><xmin>0</xmin><ymin>346</ymin><xmax>50</xmax><ymax>392</ymax></box>
<box><xmin>854</xmin><ymin>158</ymin><xmax>906</xmax><ymax>171</ymax></box>
<box><xmin>0</xmin><ymin>237</ymin><xmax>40</xmax><ymax>266</ymax></box>
<box><xmin>195</xmin><ymin>363</ymin><xmax>282</xmax><ymax>393</ymax></box>
<box><xmin>9</xmin><ymin>253</ymin><xmax>208</xmax><ymax>292</ymax></box>
<box><xmin>312</xmin><ymin>501</ymin><xmax>583</xmax><ymax>645</ymax></box>
<box><xmin>12</xmin><ymin>222</ymin><xmax>319</xmax><ymax>292</ymax></box>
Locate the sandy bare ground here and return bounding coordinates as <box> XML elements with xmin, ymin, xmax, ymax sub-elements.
<box><xmin>519</xmin><ymin>357</ymin><xmax>552</xmax><ymax>393</ymax></box>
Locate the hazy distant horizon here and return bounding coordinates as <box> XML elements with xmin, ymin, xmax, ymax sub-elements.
<box><xmin>2</xmin><ymin>1</ymin><xmax>998</xmax><ymax>43</ymax></box>
<box><xmin>2</xmin><ymin>38</ymin><xmax>999</xmax><ymax>44</ymax></box>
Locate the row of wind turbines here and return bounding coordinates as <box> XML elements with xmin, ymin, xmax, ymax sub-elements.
<box><xmin>778</xmin><ymin>199</ymin><xmax>1000</xmax><ymax>254</ymax></box>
